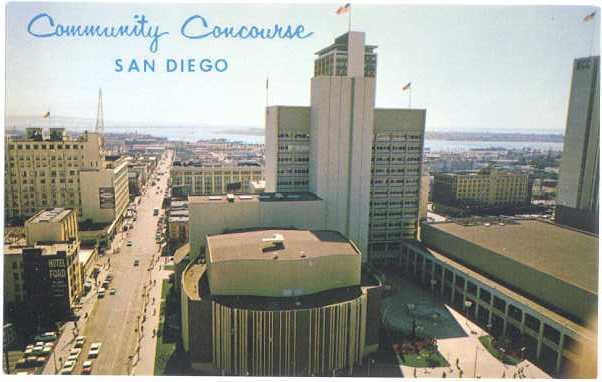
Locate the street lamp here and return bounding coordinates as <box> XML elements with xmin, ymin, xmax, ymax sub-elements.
<box><xmin>463</xmin><ymin>300</ymin><xmax>473</xmax><ymax>331</ymax></box>
<box><xmin>430</xmin><ymin>279</ymin><xmax>437</xmax><ymax>294</ymax></box>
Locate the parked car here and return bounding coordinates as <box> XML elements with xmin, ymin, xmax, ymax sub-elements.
<box><xmin>127</xmin><ymin>240</ymin><xmax>133</xmax><ymax>246</ymax></box>
<box><xmin>133</xmin><ymin>258</ymin><xmax>140</xmax><ymax>266</ymax></box>
<box><xmin>74</xmin><ymin>336</ymin><xmax>86</xmax><ymax>348</ymax></box>
<box><xmin>60</xmin><ymin>360</ymin><xmax>76</xmax><ymax>374</ymax></box>
<box><xmin>35</xmin><ymin>332</ymin><xmax>57</xmax><ymax>342</ymax></box>
<box><xmin>41</xmin><ymin>346</ymin><xmax>53</xmax><ymax>355</ymax></box>
<box><xmin>97</xmin><ymin>288</ymin><xmax>106</xmax><ymax>298</ymax></box>
<box><xmin>109</xmin><ymin>288</ymin><xmax>117</xmax><ymax>295</ymax></box>
<box><xmin>31</xmin><ymin>346</ymin><xmax>44</xmax><ymax>356</ymax></box>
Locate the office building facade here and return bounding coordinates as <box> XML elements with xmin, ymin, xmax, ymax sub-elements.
<box><xmin>170</xmin><ymin>163</ymin><xmax>263</xmax><ymax>197</ymax></box>
<box><xmin>4</xmin><ymin>129</ymin><xmax>103</xmax><ymax>220</ymax></box>
<box><xmin>556</xmin><ymin>56</ymin><xmax>600</xmax><ymax>233</ymax></box>
<box><xmin>265</xmin><ymin>32</ymin><xmax>426</xmax><ymax>262</ymax></box>
<box><xmin>5</xmin><ymin>128</ymin><xmax>129</xmax><ymax>226</ymax></box>
<box><xmin>432</xmin><ymin>166</ymin><xmax>530</xmax><ymax>214</ymax></box>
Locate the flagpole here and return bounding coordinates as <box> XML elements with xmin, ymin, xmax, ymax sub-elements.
<box><xmin>589</xmin><ymin>15</ymin><xmax>597</xmax><ymax>59</ymax></box>
<box><xmin>409</xmin><ymin>88</ymin><xmax>412</xmax><ymax>108</ymax></box>
<box><xmin>266</xmin><ymin>75</ymin><xmax>269</xmax><ymax>107</ymax></box>
<box><xmin>348</xmin><ymin>7</ymin><xmax>352</xmax><ymax>32</ymax></box>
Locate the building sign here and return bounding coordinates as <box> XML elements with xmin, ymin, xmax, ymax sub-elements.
<box><xmin>99</xmin><ymin>187</ymin><xmax>116</xmax><ymax>209</ymax></box>
<box><xmin>48</xmin><ymin>258</ymin><xmax>68</xmax><ymax>298</ymax></box>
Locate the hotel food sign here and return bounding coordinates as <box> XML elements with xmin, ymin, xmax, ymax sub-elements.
<box><xmin>48</xmin><ymin>258</ymin><xmax>68</xmax><ymax>298</ymax></box>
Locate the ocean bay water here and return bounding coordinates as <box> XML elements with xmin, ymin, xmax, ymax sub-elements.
<box><xmin>120</xmin><ymin>127</ymin><xmax>563</xmax><ymax>152</ymax></box>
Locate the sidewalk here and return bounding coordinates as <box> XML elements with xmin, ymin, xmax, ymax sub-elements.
<box><xmin>131</xmin><ymin>256</ymin><xmax>174</xmax><ymax>376</ymax></box>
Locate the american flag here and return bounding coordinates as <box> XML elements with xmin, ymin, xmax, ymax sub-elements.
<box><xmin>402</xmin><ymin>82</ymin><xmax>412</xmax><ymax>91</ymax></box>
<box><xmin>336</xmin><ymin>3</ymin><xmax>351</xmax><ymax>15</ymax></box>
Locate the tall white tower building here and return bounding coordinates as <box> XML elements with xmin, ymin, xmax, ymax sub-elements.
<box><xmin>556</xmin><ymin>56</ymin><xmax>599</xmax><ymax>234</ymax></box>
<box><xmin>265</xmin><ymin>31</ymin><xmax>426</xmax><ymax>262</ymax></box>
<box><xmin>309</xmin><ymin>32</ymin><xmax>376</xmax><ymax>256</ymax></box>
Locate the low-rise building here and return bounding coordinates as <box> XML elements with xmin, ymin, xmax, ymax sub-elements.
<box><xmin>171</xmin><ymin>162</ymin><xmax>263</xmax><ymax>197</ymax></box>
<box><xmin>181</xmin><ymin>229</ymin><xmax>382</xmax><ymax>376</ymax></box>
<box><xmin>25</xmin><ymin>208</ymin><xmax>78</xmax><ymax>245</ymax></box>
<box><xmin>22</xmin><ymin>241</ymin><xmax>82</xmax><ymax>319</ymax></box>
<box><xmin>79</xmin><ymin>155</ymin><xmax>129</xmax><ymax>224</ymax></box>
<box><xmin>4</xmin><ymin>208</ymin><xmax>85</xmax><ymax>320</ymax></box>
<box><xmin>432</xmin><ymin>166</ymin><xmax>531</xmax><ymax>215</ymax></box>
<box><xmin>4</xmin><ymin>247</ymin><xmax>25</xmax><ymax>308</ymax></box>
<box><xmin>401</xmin><ymin>218</ymin><xmax>597</xmax><ymax>377</ymax></box>
<box><xmin>188</xmin><ymin>192</ymin><xmax>326</xmax><ymax>259</ymax></box>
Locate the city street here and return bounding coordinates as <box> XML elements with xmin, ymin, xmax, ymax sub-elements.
<box><xmin>44</xmin><ymin>152</ymin><xmax>172</xmax><ymax>375</ymax></box>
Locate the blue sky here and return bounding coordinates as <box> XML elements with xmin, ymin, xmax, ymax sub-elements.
<box><xmin>5</xmin><ymin>2</ymin><xmax>599</xmax><ymax>132</ymax></box>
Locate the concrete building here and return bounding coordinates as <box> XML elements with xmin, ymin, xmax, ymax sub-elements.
<box><xmin>5</xmin><ymin>128</ymin><xmax>129</xmax><ymax>229</ymax></box>
<box><xmin>401</xmin><ymin>218</ymin><xmax>597</xmax><ymax>377</ymax></box>
<box><xmin>21</xmin><ymin>241</ymin><xmax>83</xmax><ymax>319</ymax></box>
<box><xmin>24</xmin><ymin>208</ymin><xmax>78</xmax><ymax>245</ymax></box>
<box><xmin>167</xmin><ymin>200</ymin><xmax>189</xmax><ymax>245</ymax></box>
<box><xmin>419</xmin><ymin>165</ymin><xmax>430</xmax><ymax>220</ymax></box>
<box><xmin>79</xmin><ymin>155</ymin><xmax>129</xmax><ymax>224</ymax></box>
<box><xmin>78</xmin><ymin>248</ymin><xmax>97</xmax><ymax>286</ymax></box>
<box><xmin>432</xmin><ymin>166</ymin><xmax>530</xmax><ymax>215</ymax></box>
<box><xmin>180</xmin><ymin>229</ymin><xmax>382</xmax><ymax>376</ymax></box>
<box><xmin>4</xmin><ymin>208</ymin><xmax>86</xmax><ymax>321</ymax></box>
<box><xmin>556</xmin><ymin>56</ymin><xmax>600</xmax><ymax>234</ymax></box>
<box><xmin>171</xmin><ymin>163</ymin><xmax>263</xmax><ymax>197</ymax></box>
<box><xmin>4</xmin><ymin>247</ymin><xmax>25</xmax><ymax>307</ymax></box>
<box><xmin>265</xmin><ymin>32</ymin><xmax>426</xmax><ymax>262</ymax></box>
<box><xmin>4</xmin><ymin>129</ymin><xmax>104</xmax><ymax>221</ymax></box>
<box><xmin>188</xmin><ymin>192</ymin><xmax>326</xmax><ymax>259</ymax></box>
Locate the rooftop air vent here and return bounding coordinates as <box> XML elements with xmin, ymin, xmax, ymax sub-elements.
<box><xmin>262</xmin><ymin>233</ymin><xmax>284</xmax><ymax>245</ymax></box>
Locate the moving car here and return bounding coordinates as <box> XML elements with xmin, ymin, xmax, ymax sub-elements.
<box><xmin>82</xmin><ymin>360</ymin><xmax>93</xmax><ymax>374</ymax></box>
<box><xmin>88</xmin><ymin>343</ymin><xmax>102</xmax><ymax>358</ymax></box>
<box><xmin>133</xmin><ymin>258</ymin><xmax>140</xmax><ymax>266</ymax></box>
<box><xmin>127</xmin><ymin>240</ymin><xmax>133</xmax><ymax>246</ymax></box>
<box><xmin>153</xmin><ymin>208</ymin><xmax>159</xmax><ymax>216</ymax></box>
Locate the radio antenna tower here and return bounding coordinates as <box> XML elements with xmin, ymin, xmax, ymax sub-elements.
<box><xmin>95</xmin><ymin>88</ymin><xmax>104</xmax><ymax>135</ymax></box>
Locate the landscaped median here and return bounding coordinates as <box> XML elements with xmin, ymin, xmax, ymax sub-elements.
<box><xmin>478</xmin><ymin>335</ymin><xmax>521</xmax><ymax>365</ymax></box>
<box><xmin>154</xmin><ymin>280</ymin><xmax>176</xmax><ymax>375</ymax></box>
<box><xmin>392</xmin><ymin>340</ymin><xmax>449</xmax><ymax>368</ymax></box>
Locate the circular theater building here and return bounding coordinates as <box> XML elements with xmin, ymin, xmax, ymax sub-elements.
<box><xmin>181</xmin><ymin>229</ymin><xmax>382</xmax><ymax>376</ymax></box>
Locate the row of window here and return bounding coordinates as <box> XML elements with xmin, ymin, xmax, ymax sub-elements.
<box><xmin>8</xmin><ymin>143</ymin><xmax>84</xmax><ymax>150</ymax></box>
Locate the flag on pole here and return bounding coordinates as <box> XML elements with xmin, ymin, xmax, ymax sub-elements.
<box><xmin>584</xmin><ymin>11</ymin><xmax>596</xmax><ymax>22</ymax></box>
<box><xmin>43</xmin><ymin>111</ymin><xmax>50</xmax><ymax>118</ymax></box>
<box><xmin>336</xmin><ymin>3</ymin><xmax>351</xmax><ymax>15</ymax></box>
<box><xmin>402</xmin><ymin>82</ymin><xmax>412</xmax><ymax>91</ymax></box>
